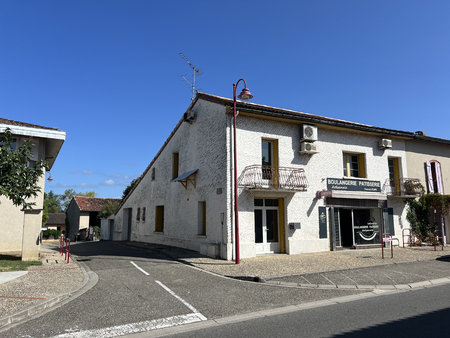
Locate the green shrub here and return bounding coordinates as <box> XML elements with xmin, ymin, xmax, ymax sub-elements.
<box><xmin>42</xmin><ymin>229</ymin><xmax>62</xmax><ymax>239</ymax></box>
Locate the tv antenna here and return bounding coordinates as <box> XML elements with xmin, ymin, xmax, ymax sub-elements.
<box><xmin>179</xmin><ymin>52</ymin><xmax>201</xmax><ymax>101</ymax></box>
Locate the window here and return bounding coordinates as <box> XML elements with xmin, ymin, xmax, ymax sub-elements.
<box><xmin>155</xmin><ymin>206</ymin><xmax>164</xmax><ymax>232</ymax></box>
<box><xmin>343</xmin><ymin>153</ymin><xmax>366</xmax><ymax>178</ymax></box>
<box><xmin>426</xmin><ymin>160</ymin><xmax>444</xmax><ymax>194</ymax></box>
<box><xmin>198</xmin><ymin>201</ymin><xmax>206</xmax><ymax>236</ymax></box>
<box><xmin>142</xmin><ymin>207</ymin><xmax>146</xmax><ymax>222</ymax></box>
<box><xmin>136</xmin><ymin>208</ymin><xmax>140</xmax><ymax>221</ymax></box>
<box><xmin>172</xmin><ymin>152</ymin><xmax>179</xmax><ymax>180</ymax></box>
<box><xmin>151</xmin><ymin>167</ymin><xmax>155</xmax><ymax>181</ymax></box>
<box><xmin>261</xmin><ymin>139</ymin><xmax>278</xmax><ymax>182</ymax></box>
<box><xmin>388</xmin><ymin>157</ymin><xmax>400</xmax><ymax>194</ymax></box>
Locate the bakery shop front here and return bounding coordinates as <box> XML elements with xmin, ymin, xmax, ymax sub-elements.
<box><xmin>320</xmin><ymin>178</ymin><xmax>391</xmax><ymax>250</ymax></box>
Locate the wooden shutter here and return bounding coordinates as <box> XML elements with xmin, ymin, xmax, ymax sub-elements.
<box><xmin>426</xmin><ymin>161</ymin><xmax>434</xmax><ymax>193</ymax></box>
<box><xmin>435</xmin><ymin>162</ymin><xmax>444</xmax><ymax>194</ymax></box>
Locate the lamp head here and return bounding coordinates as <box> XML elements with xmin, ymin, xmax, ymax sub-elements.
<box><xmin>48</xmin><ymin>173</ymin><xmax>53</xmax><ymax>181</ymax></box>
<box><xmin>238</xmin><ymin>87</ymin><xmax>253</xmax><ymax>101</ymax></box>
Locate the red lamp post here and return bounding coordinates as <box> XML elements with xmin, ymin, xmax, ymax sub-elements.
<box><xmin>232</xmin><ymin>79</ymin><xmax>253</xmax><ymax>264</ymax></box>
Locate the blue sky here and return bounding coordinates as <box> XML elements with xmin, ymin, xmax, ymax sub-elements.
<box><xmin>1</xmin><ymin>1</ymin><xmax>449</xmax><ymax>198</ymax></box>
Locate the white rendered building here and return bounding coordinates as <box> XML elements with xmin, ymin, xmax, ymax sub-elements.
<box><xmin>113</xmin><ymin>93</ymin><xmax>447</xmax><ymax>260</ymax></box>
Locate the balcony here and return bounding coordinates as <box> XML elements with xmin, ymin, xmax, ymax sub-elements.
<box><xmin>383</xmin><ymin>178</ymin><xmax>423</xmax><ymax>197</ymax></box>
<box><xmin>238</xmin><ymin>165</ymin><xmax>308</xmax><ymax>191</ymax></box>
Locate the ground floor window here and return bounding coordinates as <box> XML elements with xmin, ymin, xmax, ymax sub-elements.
<box><xmin>155</xmin><ymin>206</ymin><xmax>164</xmax><ymax>232</ymax></box>
<box><xmin>334</xmin><ymin>208</ymin><xmax>382</xmax><ymax>247</ymax></box>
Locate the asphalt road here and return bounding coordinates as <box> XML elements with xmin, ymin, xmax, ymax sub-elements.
<box><xmin>2</xmin><ymin>241</ymin><xmax>362</xmax><ymax>337</ymax></box>
<box><xmin>163</xmin><ymin>282</ymin><xmax>450</xmax><ymax>338</ymax></box>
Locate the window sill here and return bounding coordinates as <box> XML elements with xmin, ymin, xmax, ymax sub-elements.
<box><xmin>153</xmin><ymin>231</ymin><xmax>164</xmax><ymax>235</ymax></box>
<box><xmin>196</xmin><ymin>235</ymin><xmax>207</xmax><ymax>239</ymax></box>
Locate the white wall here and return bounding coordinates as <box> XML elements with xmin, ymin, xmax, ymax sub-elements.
<box><xmin>115</xmin><ymin>99</ymin><xmax>229</xmax><ymax>257</ymax></box>
<box><xmin>234</xmin><ymin>115</ymin><xmax>410</xmax><ymax>256</ymax></box>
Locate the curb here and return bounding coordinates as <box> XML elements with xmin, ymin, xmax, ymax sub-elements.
<box><xmin>0</xmin><ymin>253</ymin><xmax>98</xmax><ymax>333</ymax></box>
<box><xmin>263</xmin><ymin>276</ymin><xmax>450</xmax><ymax>290</ymax></box>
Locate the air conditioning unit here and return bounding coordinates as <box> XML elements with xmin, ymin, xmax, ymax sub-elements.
<box><xmin>300</xmin><ymin>124</ymin><xmax>318</xmax><ymax>142</ymax></box>
<box><xmin>300</xmin><ymin>142</ymin><xmax>317</xmax><ymax>154</ymax></box>
<box><xmin>378</xmin><ymin>138</ymin><xmax>392</xmax><ymax>149</ymax></box>
<box><xmin>184</xmin><ymin>110</ymin><xmax>196</xmax><ymax>123</ymax></box>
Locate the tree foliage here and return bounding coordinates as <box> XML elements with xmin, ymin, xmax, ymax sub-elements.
<box><xmin>122</xmin><ymin>178</ymin><xmax>139</xmax><ymax>199</ymax></box>
<box><xmin>98</xmin><ymin>200</ymin><xmax>120</xmax><ymax>219</ymax></box>
<box><xmin>406</xmin><ymin>193</ymin><xmax>450</xmax><ymax>237</ymax></box>
<box><xmin>0</xmin><ymin>129</ymin><xmax>48</xmax><ymax>210</ymax></box>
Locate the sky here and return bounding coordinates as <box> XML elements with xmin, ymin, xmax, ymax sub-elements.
<box><xmin>1</xmin><ymin>1</ymin><xmax>449</xmax><ymax>198</ymax></box>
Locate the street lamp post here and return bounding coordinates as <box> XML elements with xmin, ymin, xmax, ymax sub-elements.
<box><xmin>232</xmin><ymin>79</ymin><xmax>253</xmax><ymax>264</ymax></box>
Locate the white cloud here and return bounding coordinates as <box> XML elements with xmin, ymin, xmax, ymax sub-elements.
<box><xmin>102</xmin><ymin>179</ymin><xmax>115</xmax><ymax>186</ymax></box>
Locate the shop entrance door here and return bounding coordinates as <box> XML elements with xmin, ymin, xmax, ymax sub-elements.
<box><xmin>254</xmin><ymin>199</ymin><xmax>280</xmax><ymax>254</ymax></box>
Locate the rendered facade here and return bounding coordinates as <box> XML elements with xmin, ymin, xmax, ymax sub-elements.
<box><xmin>113</xmin><ymin>93</ymin><xmax>449</xmax><ymax>260</ymax></box>
<box><xmin>0</xmin><ymin>118</ymin><xmax>65</xmax><ymax>260</ymax></box>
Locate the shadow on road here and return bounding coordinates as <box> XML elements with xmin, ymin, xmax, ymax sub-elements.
<box><xmin>333</xmin><ymin>307</ymin><xmax>450</xmax><ymax>337</ymax></box>
<box><xmin>44</xmin><ymin>240</ymin><xmax>208</xmax><ymax>266</ymax></box>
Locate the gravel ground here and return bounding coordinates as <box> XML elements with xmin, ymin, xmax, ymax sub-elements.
<box><xmin>178</xmin><ymin>246</ymin><xmax>450</xmax><ymax>279</ymax></box>
<box><xmin>0</xmin><ymin>248</ymin><xmax>84</xmax><ymax>318</ymax></box>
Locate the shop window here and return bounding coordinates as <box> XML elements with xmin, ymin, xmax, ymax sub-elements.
<box><xmin>155</xmin><ymin>205</ymin><xmax>164</xmax><ymax>232</ymax></box>
<box><xmin>343</xmin><ymin>152</ymin><xmax>366</xmax><ymax>178</ymax></box>
<box><xmin>198</xmin><ymin>201</ymin><xmax>206</xmax><ymax>236</ymax></box>
<box><xmin>426</xmin><ymin>160</ymin><xmax>444</xmax><ymax>194</ymax></box>
<box><xmin>172</xmin><ymin>152</ymin><xmax>179</xmax><ymax>180</ymax></box>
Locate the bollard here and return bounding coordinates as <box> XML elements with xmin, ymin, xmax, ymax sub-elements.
<box><xmin>66</xmin><ymin>238</ymin><xmax>71</xmax><ymax>263</ymax></box>
<box><xmin>60</xmin><ymin>235</ymin><xmax>64</xmax><ymax>255</ymax></box>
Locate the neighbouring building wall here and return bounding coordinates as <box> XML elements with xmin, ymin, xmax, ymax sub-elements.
<box><xmin>405</xmin><ymin>139</ymin><xmax>450</xmax><ymax>242</ymax></box>
<box><xmin>405</xmin><ymin>140</ymin><xmax>450</xmax><ymax>193</ymax></box>
<box><xmin>115</xmin><ymin>99</ymin><xmax>229</xmax><ymax>258</ymax></box>
<box><xmin>0</xmin><ymin>137</ymin><xmax>46</xmax><ymax>260</ymax></box>
<box><xmin>234</xmin><ymin>115</ymin><xmax>410</xmax><ymax>257</ymax></box>
<box><xmin>66</xmin><ymin>200</ymin><xmax>81</xmax><ymax>241</ymax></box>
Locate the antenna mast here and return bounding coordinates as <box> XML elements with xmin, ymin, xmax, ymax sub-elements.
<box><xmin>179</xmin><ymin>53</ymin><xmax>200</xmax><ymax>101</ymax></box>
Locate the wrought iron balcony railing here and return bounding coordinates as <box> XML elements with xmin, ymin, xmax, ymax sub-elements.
<box><xmin>383</xmin><ymin>178</ymin><xmax>423</xmax><ymax>197</ymax></box>
<box><xmin>238</xmin><ymin>165</ymin><xmax>308</xmax><ymax>191</ymax></box>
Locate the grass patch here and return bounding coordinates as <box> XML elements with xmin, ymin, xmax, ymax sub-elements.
<box><xmin>0</xmin><ymin>254</ymin><xmax>42</xmax><ymax>272</ymax></box>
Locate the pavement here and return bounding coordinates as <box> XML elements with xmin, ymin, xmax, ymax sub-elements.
<box><xmin>1</xmin><ymin>240</ymin><xmax>450</xmax><ymax>332</ymax></box>
<box><xmin>0</xmin><ymin>241</ymin><xmax>90</xmax><ymax>330</ymax></box>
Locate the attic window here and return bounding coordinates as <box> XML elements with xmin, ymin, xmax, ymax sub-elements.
<box><xmin>151</xmin><ymin>167</ymin><xmax>155</xmax><ymax>181</ymax></box>
<box><xmin>136</xmin><ymin>208</ymin><xmax>140</xmax><ymax>221</ymax></box>
<box><xmin>142</xmin><ymin>207</ymin><xmax>146</xmax><ymax>222</ymax></box>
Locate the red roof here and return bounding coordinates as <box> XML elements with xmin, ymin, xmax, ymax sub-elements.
<box><xmin>74</xmin><ymin>196</ymin><xmax>121</xmax><ymax>212</ymax></box>
<box><xmin>0</xmin><ymin>117</ymin><xmax>60</xmax><ymax>131</ymax></box>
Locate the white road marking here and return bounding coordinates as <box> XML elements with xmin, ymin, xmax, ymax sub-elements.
<box><xmin>155</xmin><ymin>280</ymin><xmax>207</xmax><ymax>321</ymax></box>
<box><xmin>130</xmin><ymin>261</ymin><xmax>149</xmax><ymax>276</ymax></box>
<box><xmin>53</xmin><ymin>313</ymin><xmax>204</xmax><ymax>337</ymax></box>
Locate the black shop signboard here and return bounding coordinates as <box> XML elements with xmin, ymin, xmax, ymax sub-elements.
<box><xmin>327</xmin><ymin>178</ymin><xmax>381</xmax><ymax>193</ymax></box>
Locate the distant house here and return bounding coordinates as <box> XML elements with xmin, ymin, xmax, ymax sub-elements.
<box><xmin>66</xmin><ymin>196</ymin><xmax>121</xmax><ymax>241</ymax></box>
<box><xmin>45</xmin><ymin>213</ymin><xmax>66</xmax><ymax>233</ymax></box>
<box><xmin>0</xmin><ymin>118</ymin><xmax>65</xmax><ymax>260</ymax></box>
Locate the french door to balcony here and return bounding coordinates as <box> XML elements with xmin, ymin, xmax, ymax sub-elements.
<box><xmin>254</xmin><ymin>199</ymin><xmax>280</xmax><ymax>254</ymax></box>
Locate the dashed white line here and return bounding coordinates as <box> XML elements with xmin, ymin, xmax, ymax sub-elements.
<box><xmin>130</xmin><ymin>261</ymin><xmax>149</xmax><ymax>276</ymax></box>
<box><xmin>155</xmin><ymin>280</ymin><xmax>207</xmax><ymax>321</ymax></box>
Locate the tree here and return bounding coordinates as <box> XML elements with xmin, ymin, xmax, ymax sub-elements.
<box><xmin>98</xmin><ymin>200</ymin><xmax>120</xmax><ymax>219</ymax></box>
<box><xmin>122</xmin><ymin>178</ymin><xmax>139</xmax><ymax>199</ymax></box>
<box><xmin>42</xmin><ymin>191</ymin><xmax>63</xmax><ymax>225</ymax></box>
<box><xmin>79</xmin><ymin>191</ymin><xmax>96</xmax><ymax>197</ymax></box>
<box><xmin>60</xmin><ymin>189</ymin><xmax>76</xmax><ymax>211</ymax></box>
<box><xmin>0</xmin><ymin>128</ymin><xmax>48</xmax><ymax>210</ymax></box>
